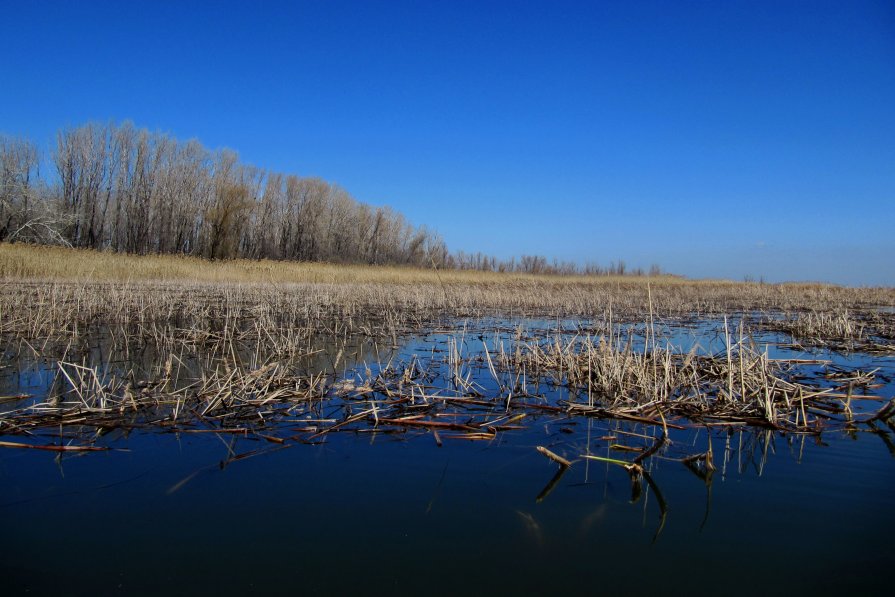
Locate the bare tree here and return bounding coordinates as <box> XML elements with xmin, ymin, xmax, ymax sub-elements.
<box><xmin>11</xmin><ymin>120</ymin><xmax>660</xmax><ymax>276</ymax></box>
<box><xmin>0</xmin><ymin>135</ymin><xmax>38</xmax><ymax>240</ymax></box>
<box><xmin>1</xmin><ymin>135</ymin><xmax>71</xmax><ymax>246</ymax></box>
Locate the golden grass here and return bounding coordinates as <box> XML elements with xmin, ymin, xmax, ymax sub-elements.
<box><xmin>2</xmin><ymin>241</ymin><xmax>894</xmax><ymax>342</ymax></box>
<box><xmin>0</xmin><ymin>242</ymin><xmax>667</xmax><ymax>285</ymax></box>
<box><xmin>4</xmin><ymin>241</ymin><xmax>889</xmax><ymax>294</ymax></box>
<box><xmin>0</xmin><ymin>241</ymin><xmax>751</xmax><ymax>286</ymax></box>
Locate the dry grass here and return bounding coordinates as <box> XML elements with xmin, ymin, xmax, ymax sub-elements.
<box><xmin>2</xmin><ymin>317</ymin><xmax>891</xmax><ymax>453</ymax></box>
<box><xmin>766</xmin><ymin>309</ymin><xmax>895</xmax><ymax>353</ymax></box>
<box><xmin>0</xmin><ymin>242</ymin><xmax>678</xmax><ymax>285</ymax></box>
<box><xmin>1</xmin><ymin>278</ymin><xmax>892</xmax><ymax>348</ymax></box>
<box><xmin>2</xmin><ymin>243</ymin><xmax>894</xmax><ymax>340</ymax></box>
<box><xmin>511</xmin><ymin>330</ymin><xmax>874</xmax><ymax>430</ymax></box>
<box><xmin>1</xmin><ymin>241</ymin><xmax>893</xmax><ymax>453</ymax></box>
<box><xmin>4</xmin><ymin>241</ymin><xmax>892</xmax><ymax>293</ymax></box>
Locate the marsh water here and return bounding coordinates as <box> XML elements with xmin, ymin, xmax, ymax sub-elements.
<box><xmin>2</xmin><ymin>317</ymin><xmax>893</xmax><ymax>595</ymax></box>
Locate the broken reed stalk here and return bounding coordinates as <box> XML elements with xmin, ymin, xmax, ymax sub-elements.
<box><xmin>0</xmin><ymin>440</ymin><xmax>110</xmax><ymax>452</ymax></box>
<box><xmin>536</xmin><ymin>445</ymin><xmax>572</xmax><ymax>468</ymax></box>
<box><xmin>580</xmin><ymin>454</ymin><xmax>644</xmax><ymax>476</ymax></box>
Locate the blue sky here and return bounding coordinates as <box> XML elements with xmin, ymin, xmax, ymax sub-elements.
<box><xmin>2</xmin><ymin>0</ymin><xmax>893</xmax><ymax>285</ymax></box>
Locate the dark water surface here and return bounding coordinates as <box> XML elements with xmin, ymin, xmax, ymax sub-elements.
<box><xmin>2</xmin><ymin>318</ymin><xmax>893</xmax><ymax>595</ymax></box>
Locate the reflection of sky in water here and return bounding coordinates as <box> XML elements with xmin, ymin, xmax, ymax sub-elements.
<box><xmin>2</xmin><ymin>420</ymin><xmax>892</xmax><ymax>595</ymax></box>
<box><xmin>1</xmin><ymin>316</ymin><xmax>893</xmax><ymax>595</ymax></box>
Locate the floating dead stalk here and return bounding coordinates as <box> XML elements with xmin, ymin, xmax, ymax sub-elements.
<box><xmin>536</xmin><ymin>445</ymin><xmax>572</xmax><ymax>468</ymax></box>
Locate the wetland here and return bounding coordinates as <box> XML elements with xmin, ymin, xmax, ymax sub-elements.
<box><xmin>1</xmin><ymin>248</ymin><xmax>894</xmax><ymax>595</ymax></box>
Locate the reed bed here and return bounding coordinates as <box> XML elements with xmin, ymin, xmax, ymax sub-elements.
<box><xmin>766</xmin><ymin>309</ymin><xmax>895</xmax><ymax>353</ymax></box>
<box><xmin>2</xmin><ymin>242</ymin><xmax>675</xmax><ymax>285</ymax></box>
<box><xmin>1</xmin><ymin>242</ymin><xmax>893</xmax><ymax>476</ymax></box>
<box><xmin>0</xmin><ymin>315</ymin><xmax>891</xmax><ymax>531</ymax></box>
<box><xmin>2</xmin><ymin>241</ymin><xmax>894</xmax><ymax>317</ymax></box>
<box><xmin>1</xmin><ymin>318</ymin><xmax>891</xmax><ymax>459</ymax></box>
<box><xmin>510</xmin><ymin>330</ymin><xmax>887</xmax><ymax>431</ymax></box>
<box><xmin>2</xmin><ymin>277</ymin><xmax>894</xmax><ymax>346</ymax></box>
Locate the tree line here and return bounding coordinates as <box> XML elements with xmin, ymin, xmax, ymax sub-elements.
<box><xmin>1</xmin><ymin>122</ymin><xmax>660</xmax><ymax>275</ymax></box>
<box><xmin>450</xmin><ymin>251</ymin><xmax>659</xmax><ymax>276</ymax></box>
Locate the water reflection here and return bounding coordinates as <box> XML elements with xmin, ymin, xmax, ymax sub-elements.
<box><xmin>1</xmin><ymin>316</ymin><xmax>894</xmax><ymax>595</ymax></box>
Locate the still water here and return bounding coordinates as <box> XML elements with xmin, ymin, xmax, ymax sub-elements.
<box><xmin>2</xmin><ymin>319</ymin><xmax>893</xmax><ymax>595</ymax></box>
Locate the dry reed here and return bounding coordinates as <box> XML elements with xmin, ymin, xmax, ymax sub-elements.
<box><xmin>1</xmin><ymin>241</ymin><xmax>893</xmax><ymax>470</ymax></box>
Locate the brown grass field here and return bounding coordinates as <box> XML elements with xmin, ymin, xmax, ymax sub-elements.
<box><xmin>2</xmin><ymin>242</ymin><xmax>894</xmax><ymax>338</ymax></box>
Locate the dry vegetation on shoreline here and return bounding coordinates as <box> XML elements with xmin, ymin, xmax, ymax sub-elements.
<box><xmin>2</xmin><ymin>242</ymin><xmax>894</xmax><ymax>351</ymax></box>
<box><xmin>0</xmin><ymin>242</ymin><xmax>675</xmax><ymax>285</ymax></box>
<box><xmin>1</xmin><ymin>241</ymin><xmax>893</xmax><ymax>467</ymax></box>
<box><xmin>0</xmin><ymin>242</ymin><xmax>895</xmax><ymax>292</ymax></box>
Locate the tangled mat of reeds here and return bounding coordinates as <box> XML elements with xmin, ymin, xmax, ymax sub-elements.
<box><xmin>1</xmin><ymin>242</ymin><xmax>894</xmax><ymax>478</ymax></box>
<box><xmin>1</xmin><ymin>318</ymin><xmax>893</xmax><ymax>465</ymax></box>
<box><xmin>764</xmin><ymin>309</ymin><xmax>895</xmax><ymax>354</ymax></box>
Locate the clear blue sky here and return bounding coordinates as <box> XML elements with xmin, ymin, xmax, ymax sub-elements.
<box><xmin>2</xmin><ymin>0</ymin><xmax>893</xmax><ymax>285</ymax></box>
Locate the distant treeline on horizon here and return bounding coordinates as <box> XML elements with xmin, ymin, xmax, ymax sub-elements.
<box><xmin>0</xmin><ymin>122</ymin><xmax>659</xmax><ymax>276</ymax></box>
